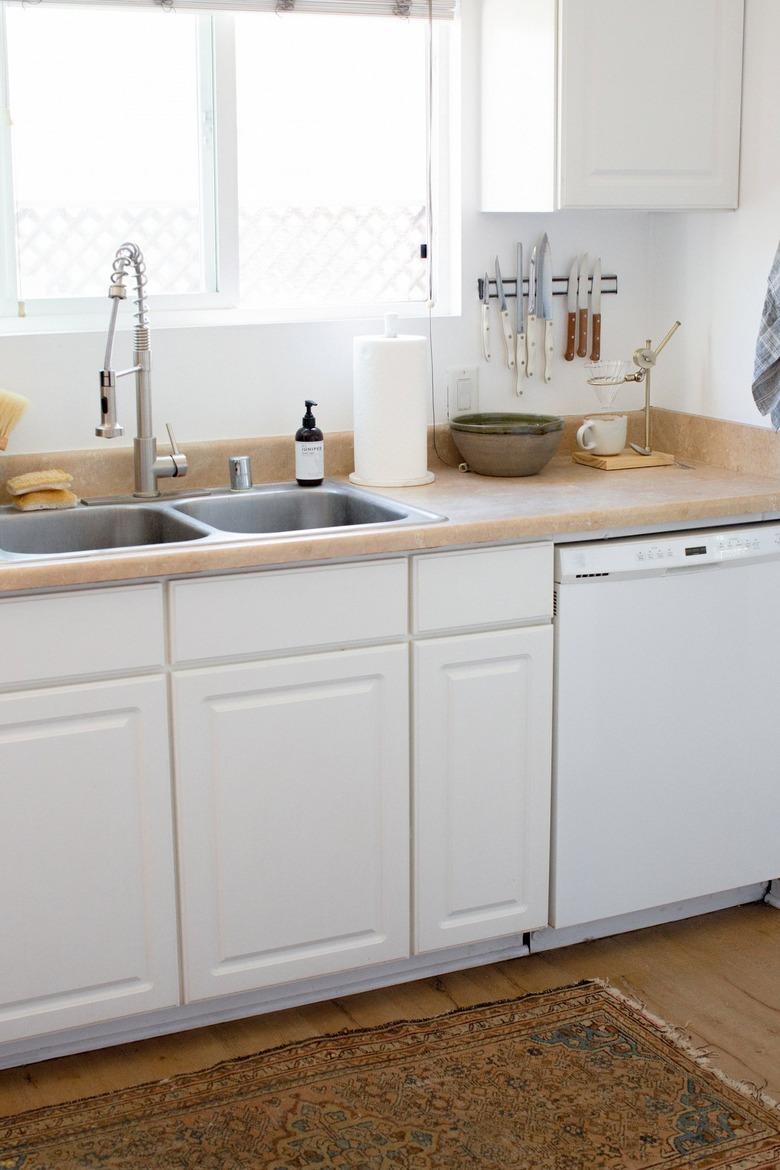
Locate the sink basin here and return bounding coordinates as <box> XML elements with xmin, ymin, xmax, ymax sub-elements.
<box><xmin>0</xmin><ymin>505</ymin><xmax>208</xmax><ymax>558</ymax></box>
<box><xmin>0</xmin><ymin>482</ymin><xmax>444</xmax><ymax>562</ymax></box>
<box><xmin>172</xmin><ymin>482</ymin><xmax>443</xmax><ymax>535</ymax></box>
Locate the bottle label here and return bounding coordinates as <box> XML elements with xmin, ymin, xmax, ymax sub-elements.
<box><xmin>296</xmin><ymin>440</ymin><xmax>324</xmax><ymax>481</ymax></box>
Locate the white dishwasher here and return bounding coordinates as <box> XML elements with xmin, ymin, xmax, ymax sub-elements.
<box><xmin>552</xmin><ymin>522</ymin><xmax>780</xmax><ymax>929</ymax></box>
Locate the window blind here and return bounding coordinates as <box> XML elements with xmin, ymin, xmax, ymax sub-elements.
<box><xmin>8</xmin><ymin>0</ymin><xmax>456</xmax><ymax>19</ymax></box>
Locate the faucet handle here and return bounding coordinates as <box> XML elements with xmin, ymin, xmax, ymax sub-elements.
<box><xmin>164</xmin><ymin>423</ymin><xmax>188</xmax><ymax>478</ymax></box>
<box><xmin>165</xmin><ymin>423</ymin><xmax>182</xmax><ymax>455</ymax></box>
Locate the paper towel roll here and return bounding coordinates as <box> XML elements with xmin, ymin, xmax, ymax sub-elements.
<box><xmin>350</xmin><ymin>321</ymin><xmax>435</xmax><ymax>488</ymax></box>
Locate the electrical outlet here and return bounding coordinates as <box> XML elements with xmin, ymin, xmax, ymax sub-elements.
<box><xmin>447</xmin><ymin>367</ymin><xmax>479</xmax><ymax>418</ymax></box>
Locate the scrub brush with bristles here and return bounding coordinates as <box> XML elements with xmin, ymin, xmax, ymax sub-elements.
<box><xmin>0</xmin><ymin>389</ymin><xmax>30</xmax><ymax>451</ymax></box>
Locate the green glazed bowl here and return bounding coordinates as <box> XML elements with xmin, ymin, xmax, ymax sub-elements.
<box><xmin>449</xmin><ymin>412</ymin><xmax>564</xmax><ymax>477</ymax></box>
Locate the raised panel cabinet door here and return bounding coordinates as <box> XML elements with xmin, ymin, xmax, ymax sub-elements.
<box><xmin>0</xmin><ymin>677</ymin><xmax>179</xmax><ymax>1044</ymax></box>
<box><xmin>414</xmin><ymin>627</ymin><xmax>553</xmax><ymax>953</ymax></box>
<box><xmin>559</xmin><ymin>0</ymin><xmax>744</xmax><ymax>209</ymax></box>
<box><xmin>173</xmin><ymin>645</ymin><xmax>410</xmax><ymax>1001</ymax></box>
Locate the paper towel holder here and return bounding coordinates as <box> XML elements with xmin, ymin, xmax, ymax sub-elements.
<box><xmin>349</xmin><ymin>316</ymin><xmax>436</xmax><ymax>488</ymax></box>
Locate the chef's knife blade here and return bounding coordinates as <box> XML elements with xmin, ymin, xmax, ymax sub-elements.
<box><xmin>539</xmin><ymin>234</ymin><xmax>554</xmax><ymax>384</ymax></box>
<box><xmin>577</xmin><ymin>253</ymin><xmax>590</xmax><ymax>358</ymax></box>
<box><xmin>495</xmin><ymin>256</ymin><xmax>515</xmax><ymax>371</ymax></box>
<box><xmin>565</xmin><ymin>257</ymin><xmax>578</xmax><ymax>361</ymax></box>
<box><xmin>515</xmin><ymin>242</ymin><xmax>526</xmax><ymax>392</ymax></box>
<box><xmin>590</xmin><ymin>257</ymin><xmax>602</xmax><ymax>361</ymax></box>
<box><xmin>526</xmin><ymin>244</ymin><xmax>537</xmax><ymax>378</ymax></box>
<box><xmin>481</xmin><ymin>271</ymin><xmax>491</xmax><ymax>362</ymax></box>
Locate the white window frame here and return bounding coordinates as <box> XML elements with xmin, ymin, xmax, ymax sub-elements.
<box><xmin>0</xmin><ymin>8</ymin><xmax>457</xmax><ymax>333</ymax></box>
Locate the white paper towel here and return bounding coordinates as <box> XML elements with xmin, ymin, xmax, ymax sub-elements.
<box><xmin>350</xmin><ymin>322</ymin><xmax>435</xmax><ymax>487</ymax></box>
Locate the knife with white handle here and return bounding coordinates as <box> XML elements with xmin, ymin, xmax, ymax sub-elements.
<box><xmin>539</xmin><ymin>234</ymin><xmax>554</xmax><ymax>384</ymax></box>
<box><xmin>480</xmin><ymin>271</ymin><xmax>491</xmax><ymax>362</ymax></box>
<box><xmin>495</xmin><ymin>257</ymin><xmax>515</xmax><ymax>370</ymax></box>
<box><xmin>515</xmin><ymin>242</ymin><xmax>526</xmax><ymax>392</ymax></box>
<box><xmin>526</xmin><ymin>244</ymin><xmax>537</xmax><ymax>377</ymax></box>
<box><xmin>577</xmin><ymin>253</ymin><xmax>590</xmax><ymax>358</ymax></box>
<box><xmin>590</xmin><ymin>257</ymin><xmax>602</xmax><ymax>361</ymax></box>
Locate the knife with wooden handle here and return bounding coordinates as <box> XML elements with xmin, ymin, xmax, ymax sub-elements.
<box><xmin>590</xmin><ymin>257</ymin><xmax>602</xmax><ymax>362</ymax></box>
<box><xmin>577</xmin><ymin>253</ymin><xmax>590</xmax><ymax>358</ymax></box>
<box><xmin>565</xmin><ymin>257</ymin><xmax>577</xmax><ymax>361</ymax></box>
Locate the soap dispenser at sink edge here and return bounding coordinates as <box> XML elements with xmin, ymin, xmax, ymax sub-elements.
<box><xmin>295</xmin><ymin>400</ymin><xmax>324</xmax><ymax>487</ymax></box>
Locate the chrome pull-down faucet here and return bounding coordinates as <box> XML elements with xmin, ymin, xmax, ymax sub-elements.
<box><xmin>96</xmin><ymin>242</ymin><xmax>188</xmax><ymax>498</ymax></box>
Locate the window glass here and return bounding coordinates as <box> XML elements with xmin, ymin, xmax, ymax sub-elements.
<box><xmin>5</xmin><ymin>8</ymin><xmax>209</xmax><ymax>300</ymax></box>
<box><xmin>235</xmin><ymin>12</ymin><xmax>429</xmax><ymax>309</ymax></box>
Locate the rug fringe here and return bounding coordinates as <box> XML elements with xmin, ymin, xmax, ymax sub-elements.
<box><xmin>591</xmin><ymin>977</ymin><xmax>780</xmax><ymax>1117</ymax></box>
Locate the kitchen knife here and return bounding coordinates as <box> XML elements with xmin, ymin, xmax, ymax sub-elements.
<box><xmin>515</xmin><ymin>242</ymin><xmax>526</xmax><ymax>392</ymax></box>
<box><xmin>538</xmin><ymin>234</ymin><xmax>554</xmax><ymax>383</ymax></box>
<box><xmin>481</xmin><ymin>271</ymin><xmax>491</xmax><ymax>362</ymax></box>
<box><xmin>526</xmin><ymin>244</ymin><xmax>537</xmax><ymax>377</ymax></box>
<box><xmin>565</xmin><ymin>257</ymin><xmax>578</xmax><ymax>361</ymax></box>
<box><xmin>495</xmin><ymin>256</ymin><xmax>515</xmax><ymax>370</ymax></box>
<box><xmin>577</xmin><ymin>253</ymin><xmax>590</xmax><ymax>358</ymax></box>
<box><xmin>590</xmin><ymin>257</ymin><xmax>602</xmax><ymax>361</ymax></box>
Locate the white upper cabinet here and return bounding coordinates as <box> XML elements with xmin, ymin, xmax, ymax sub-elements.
<box><xmin>481</xmin><ymin>0</ymin><xmax>744</xmax><ymax>211</ymax></box>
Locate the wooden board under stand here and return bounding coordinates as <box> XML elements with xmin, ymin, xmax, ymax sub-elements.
<box><xmin>572</xmin><ymin>449</ymin><xmax>676</xmax><ymax>471</ymax></box>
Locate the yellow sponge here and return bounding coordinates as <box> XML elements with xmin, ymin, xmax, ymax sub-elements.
<box><xmin>13</xmin><ymin>489</ymin><xmax>79</xmax><ymax>512</ymax></box>
<box><xmin>6</xmin><ymin>469</ymin><xmax>74</xmax><ymax>496</ymax></box>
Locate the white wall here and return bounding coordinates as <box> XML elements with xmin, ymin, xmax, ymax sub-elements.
<box><xmin>0</xmin><ymin>0</ymin><xmax>655</xmax><ymax>456</ymax></box>
<box><xmin>650</xmin><ymin>0</ymin><xmax>780</xmax><ymax>427</ymax></box>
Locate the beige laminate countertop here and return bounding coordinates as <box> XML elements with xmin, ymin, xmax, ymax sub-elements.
<box><xmin>3</xmin><ymin>456</ymin><xmax>780</xmax><ymax>593</ymax></box>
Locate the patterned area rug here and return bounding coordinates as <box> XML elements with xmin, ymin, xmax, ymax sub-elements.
<box><xmin>2</xmin><ymin>981</ymin><xmax>779</xmax><ymax>1169</ymax></box>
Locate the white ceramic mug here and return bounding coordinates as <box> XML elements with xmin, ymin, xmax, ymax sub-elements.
<box><xmin>576</xmin><ymin>414</ymin><xmax>628</xmax><ymax>457</ymax></box>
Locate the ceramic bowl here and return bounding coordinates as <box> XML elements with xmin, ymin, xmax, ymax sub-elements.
<box><xmin>449</xmin><ymin>413</ymin><xmax>564</xmax><ymax>477</ymax></box>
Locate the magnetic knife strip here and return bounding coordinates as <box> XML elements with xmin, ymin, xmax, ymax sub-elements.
<box><xmin>478</xmin><ymin>274</ymin><xmax>619</xmax><ymax>299</ymax></box>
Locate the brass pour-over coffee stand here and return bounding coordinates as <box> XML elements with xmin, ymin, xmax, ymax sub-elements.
<box><xmin>574</xmin><ymin>320</ymin><xmax>682</xmax><ymax>470</ymax></box>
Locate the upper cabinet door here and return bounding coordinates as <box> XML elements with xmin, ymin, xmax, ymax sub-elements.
<box><xmin>173</xmin><ymin>645</ymin><xmax>410</xmax><ymax>1002</ymax></box>
<box><xmin>481</xmin><ymin>0</ymin><xmax>744</xmax><ymax>211</ymax></box>
<box><xmin>559</xmin><ymin>0</ymin><xmax>744</xmax><ymax>209</ymax></box>
<box><xmin>0</xmin><ymin>677</ymin><xmax>179</xmax><ymax>1044</ymax></box>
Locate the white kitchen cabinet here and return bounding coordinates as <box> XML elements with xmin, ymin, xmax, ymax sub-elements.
<box><xmin>482</xmin><ymin>0</ymin><xmax>744</xmax><ymax>211</ymax></box>
<box><xmin>173</xmin><ymin>644</ymin><xmax>410</xmax><ymax>1001</ymax></box>
<box><xmin>413</xmin><ymin>626</ymin><xmax>553</xmax><ymax>953</ymax></box>
<box><xmin>0</xmin><ymin>676</ymin><xmax>179</xmax><ymax>1043</ymax></box>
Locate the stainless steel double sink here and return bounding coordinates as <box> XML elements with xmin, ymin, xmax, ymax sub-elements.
<box><xmin>0</xmin><ymin>481</ymin><xmax>446</xmax><ymax>562</ymax></box>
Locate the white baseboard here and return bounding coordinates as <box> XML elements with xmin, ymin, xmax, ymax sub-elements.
<box><xmin>530</xmin><ymin>883</ymin><xmax>767</xmax><ymax>953</ymax></box>
<box><xmin>0</xmin><ymin>936</ymin><xmax>528</xmax><ymax>1071</ymax></box>
<box><xmin>765</xmin><ymin>879</ymin><xmax>780</xmax><ymax>909</ymax></box>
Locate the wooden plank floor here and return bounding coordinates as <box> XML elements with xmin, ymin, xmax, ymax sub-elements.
<box><xmin>1</xmin><ymin>903</ymin><xmax>779</xmax><ymax>1117</ymax></box>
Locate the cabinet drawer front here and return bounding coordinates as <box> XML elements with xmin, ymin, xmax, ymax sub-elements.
<box><xmin>173</xmin><ymin>644</ymin><xmax>410</xmax><ymax>1000</ymax></box>
<box><xmin>170</xmin><ymin>559</ymin><xmax>408</xmax><ymax>663</ymax></box>
<box><xmin>0</xmin><ymin>584</ymin><xmax>165</xmax><ymax>688</ymax></box>
<box><xmin>413</xmin><ymin>544</ymin><xmax>552</xmax><ymax>634</ymax></box>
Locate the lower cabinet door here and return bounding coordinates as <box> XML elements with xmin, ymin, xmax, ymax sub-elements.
<box><xmin>413</xmin><ymin>627</ymin><xmax>553</xmax><ymax>953</ymax></box>
<box><xmin>0</xmin><ymin>676</ymin><xmax>179</xmax><ymax>1043</ymax></box>
<box><xmin>173</xmin><ymin>644</ymin><xmax>410</xmax><ymax>1001</ymax></box>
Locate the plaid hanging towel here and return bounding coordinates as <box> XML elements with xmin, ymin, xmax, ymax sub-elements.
<box><xmin>753</xmin><ymin>241</ymin><xmax>780</xmax><ymax>429</ymax></box>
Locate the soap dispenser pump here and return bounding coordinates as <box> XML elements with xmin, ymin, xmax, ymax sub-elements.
<box><xmin>295</xmin><ymin>399</ymin><xmax>324</xmax><ymax>487</ymax></box>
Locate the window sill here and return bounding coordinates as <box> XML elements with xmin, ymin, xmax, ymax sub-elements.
<box><xmin>0</xmin><ymin>301</ymin><xmax>458</xmax><ymax>339</ymax></box>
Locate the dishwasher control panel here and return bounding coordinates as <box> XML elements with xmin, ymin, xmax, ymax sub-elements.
<box><xmin>555</xmin><ymin>522</ymin><xmax>780</xmax><ymax>582</ymax></box>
